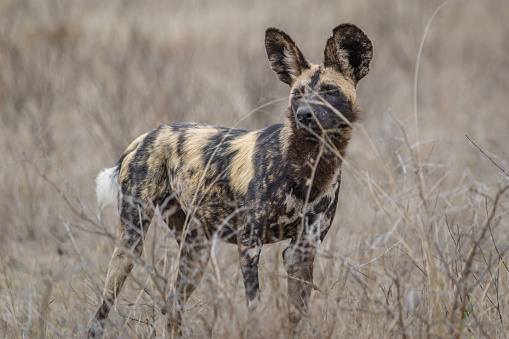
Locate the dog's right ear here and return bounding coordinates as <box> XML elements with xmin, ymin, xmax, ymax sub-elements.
<box><xmin>323</xmin><ymin>24</ymin><xmax>373</xmax><ymax>84</ymax></box>
<box><xmin>265</xmin><ymin>28</ymin><xmax>310</xmax><ymax>86</ymax></box>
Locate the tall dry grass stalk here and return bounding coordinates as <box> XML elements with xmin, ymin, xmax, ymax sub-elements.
<box><xmin>0</xmin><ymin>0</ymin><xmax>508</xmax><ymax>337</ymax></box>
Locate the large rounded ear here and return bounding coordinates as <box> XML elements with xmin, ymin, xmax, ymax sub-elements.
<box><xmin>265</xmin><ymin>28</ymin><xmax>310</xmax><ymax>86</ymax></box>
<box><xmin>323</xmin><ymin>24</ymin><xmax>373</xmax><ymax>84</ymax></box>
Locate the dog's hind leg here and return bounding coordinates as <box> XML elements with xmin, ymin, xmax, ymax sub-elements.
<box><xmin>165</xmin><ymin>226</ymin><xmax>211</xmax><ymax>335</ymax></box>
<box><xmin>88</xmin><ymin>201</ymin><xmax>154</xmax><ymax>339</ymax></box>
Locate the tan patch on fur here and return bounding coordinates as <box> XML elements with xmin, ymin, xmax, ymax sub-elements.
<box><xmin>103</xmin><ymin>248</ymin><xmax>134</xmax><ymax>297</ymax></box>
<box><xmin>183</xmin><ymin>128</ymin><xmax>220</xmax><ymax>167</ymax></box>
<box><xmin>319</xmin><ymin>69</ymin><xmax>357</xmax><ymax>104</ymax></box>
<box><xmin>280</xmin><ymin>121</ymin><xmax>293</xmax><ymax>161</ymax></box>
<box><xmin>152</xmin><ymin>125</ymin><xmax>177</xmax><ymax>147</ymax></box>
<box><xmin>229</xmin><ymin>131</ymin><xmax>259</xmax><ymax>195</ymax></box>
<box><xmin>126</xmin><ymin>132</ymin><xmax>149</xmax><ymax>154</ymax></box>
<box><xmin>153</xmin><ymin>126</ymin><xmax>181</xmax><ymax>167</ymax></box>
<box><xmin>165</xmin><ymin>126</ymin><xmax>226</xmax><ymax>208</ymax></box>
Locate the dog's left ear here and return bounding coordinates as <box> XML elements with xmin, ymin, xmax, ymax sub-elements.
<box><xmin>265</xmin><ymin>28</ymin><xmax>310</xmax><ymax>86</ymax></box>
<box><xmin>324</xmin><ymin>24</ymin><xmax>373</xmax><ymax>84</ymax></box>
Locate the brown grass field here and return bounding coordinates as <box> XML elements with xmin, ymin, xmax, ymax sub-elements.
<box><xmin>1</xmin><ymin>0</ymin><xmax>509</xmax><ymax>337</ymax></box>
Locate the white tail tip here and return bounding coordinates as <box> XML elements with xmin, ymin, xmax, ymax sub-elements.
<box><xmin>96</xmin><ymin>167</ymin><xmax>119</xmax><ymax>208</ymax></box>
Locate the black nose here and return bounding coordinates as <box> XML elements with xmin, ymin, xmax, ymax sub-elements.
<box><xmin>296</xmin><ymin>107</ymin><xmax>314</xmax><ymax>125</ymax></box>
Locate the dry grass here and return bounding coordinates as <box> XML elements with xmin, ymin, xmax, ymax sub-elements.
<box><xmin>1</xmin><ymin>0</ymin><xmax>509</xmax><ymax>337</ymax></box>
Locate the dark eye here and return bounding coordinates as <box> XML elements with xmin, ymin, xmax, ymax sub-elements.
<box><xmin>294</xmin><ymin>88</ymin><xmax>305</xmax><ymax>99</ymax></box>
<box><xmin>323</xmin><ymin>85</ymin><xmax>339</xmax><ymax>95</ymax></box>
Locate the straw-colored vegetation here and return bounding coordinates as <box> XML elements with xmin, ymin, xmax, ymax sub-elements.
<box><xmin>1</xmin><ymin>0</ymin><xmax>508</xmax><ymax>337</ymax></box>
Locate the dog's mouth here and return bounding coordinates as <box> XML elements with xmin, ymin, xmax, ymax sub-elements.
<box><xmin>295</xmin><ymin>117</ymin><xmax>349</xmax><ymax>138</ymax></box>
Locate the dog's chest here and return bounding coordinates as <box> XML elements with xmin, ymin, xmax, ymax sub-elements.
<box><xmin>284</xmin><ymin>181</ymin><xmax>337</xmax><ymax>220</ymax></box>
<box><xmin>260</xmin><ymin>180</ymin><xmax>339</xmax><ymax>242</ymax></box>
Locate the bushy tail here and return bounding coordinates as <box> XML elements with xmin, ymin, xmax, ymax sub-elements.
<box><xmin>96</xmin><ymin>166</ymin><xmax>119</xmax><ymax>208</ymax></box>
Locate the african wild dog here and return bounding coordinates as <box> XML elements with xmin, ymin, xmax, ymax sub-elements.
<box><xmin>88</xmin><ymin>24</ymin><xmax>372</xmax><ymax>338</ymax></box>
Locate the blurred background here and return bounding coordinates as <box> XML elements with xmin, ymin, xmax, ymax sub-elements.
<box><xmin>1</xmin><ymin>0</ymin><xmax>508</xmax><ymax>337</ymax></box>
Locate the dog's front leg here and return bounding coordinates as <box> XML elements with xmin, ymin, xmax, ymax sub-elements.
<box><xmin>282</xmin><ymin>235</ymin><xmax>319</xmax><ymax>328</ymax></box>
<box><xmin>238</xmin><ymin>219</ymin><xmax>264</xmax><ymax>309</ymax></box>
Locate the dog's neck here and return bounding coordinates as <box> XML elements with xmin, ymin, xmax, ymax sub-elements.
<box><xmin>280</xmin><ymin>114</ymin><xmax>350</xmax><ymax>200</ymax></box>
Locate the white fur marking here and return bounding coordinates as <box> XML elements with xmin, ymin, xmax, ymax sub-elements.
<box><xmin>96</xmin><ymin>167</ymin><xmax>119</xmax><ymax>208</ymax></box>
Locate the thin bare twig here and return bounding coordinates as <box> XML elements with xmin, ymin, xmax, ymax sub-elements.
<box><xmin>466</xmin><ymin>135</ymin><xmax>509</xmax><ymax>178</ymax></box>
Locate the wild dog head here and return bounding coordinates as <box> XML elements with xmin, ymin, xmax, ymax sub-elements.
<box><xmin>265</xmin><ymin>24</ymin><xmax>372</xmax><ymax>139</ymax></box>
